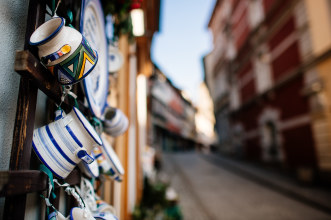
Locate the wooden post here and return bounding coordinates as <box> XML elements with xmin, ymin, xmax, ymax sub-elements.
<box><xmin>115</xmin><ymin>34</ymin><xmax>130</xmax><ymax>220</ymax></box>
<box><xmin>3</xmin><ymin>0</ymin><xmax>45</xmax><ymax>219</ymax></box>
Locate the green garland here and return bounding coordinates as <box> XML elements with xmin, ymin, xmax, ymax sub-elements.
<box><xmin>101</xmin><ymin>0</ymin><xmax>134</xmax><ymax>42</ymax></box>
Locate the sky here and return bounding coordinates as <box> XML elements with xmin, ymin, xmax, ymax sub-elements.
<box><xmin>151</xmin><ymin>0</ymin><xmax>216</xmax><ymax>104</ymax></box>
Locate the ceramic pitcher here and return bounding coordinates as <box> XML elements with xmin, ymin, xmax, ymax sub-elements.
<box><xmin>30</xmin><ymin>17</ymin><xmax>98</xmax><ymax>85</ymax></box>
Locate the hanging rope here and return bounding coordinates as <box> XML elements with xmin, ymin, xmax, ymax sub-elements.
<box><xmin>67</xmin><ymin>88</ymin><xmax>79</xmax><ymax>109</ymax></box>
<box><xmin>53</xmin><ymin>179</ymin><xmax>87</xmax><ymax>209</ymax></box>
<box><xmin>56</xmin><ymin>85</ymin><xmax>72</xmax><ymax>109</ymax></box>
<box><xmin>39</xmin><ymin>164</ymin><xmax>57</xmax><ymax>216</ymax></box>
<box><xmin>51</xmin><ymin>0</ymin><xmax>61</xmax><ymax>17</ymax></box>
<box><xmin>92</xmin><ymin>117</ymin><xmax>104</xmax><ymax>134</ymax></box>
<box><xmin>50</xmin><ymin>0</ymin><xmax>75</xmax><ymax>28</ymax></box>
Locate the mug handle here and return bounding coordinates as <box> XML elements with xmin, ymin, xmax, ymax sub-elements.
<box><xmin>76</xmin><ymin>149</ymin><xmax>94</xmax><ymax>164</ymax></box>
<box><xmin>48</xmin><ymin>211</ymin><xmax>66</xmax><ymax>220</ymax></box>
<box><xmin>54</xmin><ymin>109</ymin><xmax>65</xmax><ymax>121</ymax></box>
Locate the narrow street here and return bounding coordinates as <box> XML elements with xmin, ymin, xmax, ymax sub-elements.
<box><xmin>160</xmin><ymin>152</ymin><xmax>331</xmax><ymax>220</ymax></box>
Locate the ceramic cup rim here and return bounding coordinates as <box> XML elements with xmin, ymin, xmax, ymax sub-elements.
<box><xmin>73</xmin><ymin>107</ymin><xmax>102</xmax><ymax>146</ymax></box>
<box><xmin>101</xmin><ymin>134</ymin><xmax>124</xmax><ymax>175</ymax></box>
<box><xmin>30</xmin><ymin>17</ymin><xmax>65</xmax><ymax>46</ymax></box>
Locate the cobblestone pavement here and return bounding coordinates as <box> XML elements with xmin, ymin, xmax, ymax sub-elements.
<box><xmin>159</xmin><ymin>151</ymin><xmax>331</xmax><ymax>220</ymax></box>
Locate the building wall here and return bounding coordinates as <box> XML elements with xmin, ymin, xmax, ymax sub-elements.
<box><xmin>0</xmin><ymin>0</ymin><xmax>29</xmax><ymax>215</ymax></box>
<box><xmin>205</xmin><ymin>0</ymin><xmax>330</xmax><ymax>181</ymax></box>
<box><xmin>149</xmin><ymin>68</ymin><xmax>196</xmax><ymax>152</ymax></box>
<box><xmin>304</xmin><ymin>0</ymin><xmax>331</xmax><ymax>172</ymax></box>
<box><xmin>0</xmin><ymin>0</ymin><xmax>29</xmax><ymax>170</ymax></box>
<box><xmin>304</xmin><ymin>0</ymin><xmax>331</xmax><ymax>56</ymax></box>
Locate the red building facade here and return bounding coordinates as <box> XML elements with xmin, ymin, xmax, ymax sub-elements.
<box><xmin>204</xmin><ymin>0</ymin><xmax>328</xmax><ymax>182</ymax></box>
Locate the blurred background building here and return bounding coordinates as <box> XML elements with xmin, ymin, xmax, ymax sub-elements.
<box><xmin>204</xmin><ymin>0</ymin><xmax>331</xmax><ymax>184</ymax></box>
<box><xmin>195</xmin><ymin>82</ymin><xmax>217</xmax><ymax>149</ymax></box>
<box><xmin>148</xmin><ymin>64</ymin><xmax>197</xmax><ymax>153</ymax></box>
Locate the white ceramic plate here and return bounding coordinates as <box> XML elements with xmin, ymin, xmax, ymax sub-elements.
<box><xmin>108</xmin><ymin>44</ymin><xmax>124</xmax><ymax>73</ymax></box>
<box><xmin>80</xmin><ymin>0</ymin><xmax>109</xmax><ymax>118</ymax></box>
<box><xmin>100</xmin><ymin>134</ymin><xmax>124</xmax><ymax>177</ymax></box>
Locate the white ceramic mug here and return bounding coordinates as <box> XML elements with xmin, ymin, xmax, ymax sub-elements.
<box><xmin>103</xmin><ymin>107</ymin><xmax>129</xmax><ymax>137</ymax></box>
<box><xmin>29</xmin><ymin>17</ymin><xmax>98</xmax><ymax>85</ymax></box>
<box><xmin>95</xmin><ymin>200</ymin><xmax>117</xmax><ymax>215</ymax></box>
<box><xmin>93</xmin><ymin>211</ymin><xmax>118</xmax><ymax>220</ymax></box>
<box><xmin>48</xmin><ymin>208</ymin><xmax>95</xmax><ymax>220</ymax></box>
<box><xmin>48</xmin><ymin>211</ymin><xmax>66</xmax><ymax>220</ymax></box>
<box><xmin>70</xmin><ymin>207</ymin><xmax>95</xmax><ymax>220</ymax></box>
<box><xmin>93</xmin><ymin>146</ymin><xmax>112</xmax><ymax>175</ymax></box>
<box><xmin>32</xmin><ymin>107</ymin><xmax>102</xmax><ymax>179</ymax></box>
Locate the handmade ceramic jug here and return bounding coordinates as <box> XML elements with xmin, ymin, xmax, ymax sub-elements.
<box><xmin>29</xmin><ymin>17</ymin><xmax>98</xmax><ymax>85</ymax></box>
<box><xmin>32</xmin><ymin>107</ymin><xmax>102</xmax><ymax>179</ymax></box>
<box><xmin>103</xmin><ymin>107</ymin><xmax>129</xmax><ymax>137</ymax></box>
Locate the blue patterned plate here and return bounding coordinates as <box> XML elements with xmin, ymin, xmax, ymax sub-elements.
<box><xmin>80</xmin><ymin>0</ymin><xmax>108</xmax><ymax>118</ymax></box>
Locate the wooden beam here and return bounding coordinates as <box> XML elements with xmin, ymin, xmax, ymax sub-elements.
<box><xmin>14</xmin><ymin>50</ymin><xmax>62</xmax><ymax>104</ymax></box>
<box><xmin>0</xmin><ymin>169</ymin><xmax>81</xmax><ymax>197</ymax></box>
<box><xmin>4</xmin><ymin>0</ymin><xmax>46</xmax><ymax>218</ymax></box>
<box><xmin>0</xmin><ymin>170</ymin><xmax>47</xmax><ymax>197</ymax></box>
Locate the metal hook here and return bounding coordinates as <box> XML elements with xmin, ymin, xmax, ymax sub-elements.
<box><xmin>57</xmin><ymin>85</ymin><xmax>72</xmax><ymax>108</ymax></box>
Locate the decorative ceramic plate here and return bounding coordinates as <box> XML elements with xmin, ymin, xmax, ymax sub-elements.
<box><xmin>108</xmin><ymin>44</ymin><xmax>124</xmax><ymax>73</ymax></box>
<box><xmin>80</xmin><ymin>0</ymin><xmax>108</xmax><ymax>118</ymax></box>
<box><xmin>100</xmin><ymin>134</ymin><xmax>125</xmax><ymax>177</ymax></box>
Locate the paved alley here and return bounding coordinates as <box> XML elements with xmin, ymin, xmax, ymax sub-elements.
<box><xmin>160</xmin><ymin>152</ymin><xmax>331</xmax><ymax>220</ymax></box>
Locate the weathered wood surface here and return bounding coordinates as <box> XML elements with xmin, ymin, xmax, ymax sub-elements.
<box><xmin>0</xmin><ymin>170</ymin><xmax>47</xmax><ymax>196</ymax></box>
<box><xmin>0</xmin><ymin>169</ymin><xmax>81</xmax><ymax>197</ymax></box>
<box><xmin>14</xmin><ymin>50</ymin><xmax>62</xmax><ymax>103</ymax></box>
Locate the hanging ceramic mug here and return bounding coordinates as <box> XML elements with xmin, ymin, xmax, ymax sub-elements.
<box><xmin>49</xmin><ymin>208</ymin><xmax>95</xmax><ymax>220</ymax></box>
<box><xmin>103</xmin><ymin>107</ymin><xmax>129</xmax><ymax>137</ymax></box>
<box><xmin>29</xmin><ymin>17</ymin><xmax>98</xmax><ymax>85</ymax></box>
<box><xmin>93</xmin><ymin>146</ymin><xmax>113</xmax><ymax>175</ymax></box>
<box><xmin>48</xmin><ymin>211</ymin><xmax>67</xmax><ymax>220</ymax></box>
<box><xmin>32</xmin><ymin>107</ymin><xmax>102</xmax><ymax>179</ymax></box>
<box><xmin>95</xmin><ymin>200</ymin><xmax>117</xmax><ymax>215</ymax></box>
<box><xmin>93</xmin><ymin>144</ymin><xmax>122</xmax><ymax>182</ymax></box>
<box><xmin>99</xmin><ymin>134</ymin><xmax>124</xmax><ymax>182</ymax></box>
<box><xmin>93</xmin><ymin>211</ymin><xmax>118</xmax><ymax>220</ymax></box>
<box><xmin>70</xmin><ymin>207</ymin><xmax>95</xmax><ymax>220</ymax></box>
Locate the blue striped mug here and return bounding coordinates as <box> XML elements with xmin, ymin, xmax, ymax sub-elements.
<box><xmin>103</xmin><ymin>107</ymin><xmax>129</xmax><ymax>137</ymax></box>
<box><xmin>32</xmin><ymin>107</ymin><xmax>102</xmax><ymax>179</ymax></box>
<box><xmin>49</xmin><ymin>207</ymin><xmax>95</xmax><ymax>220</ymax></box>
